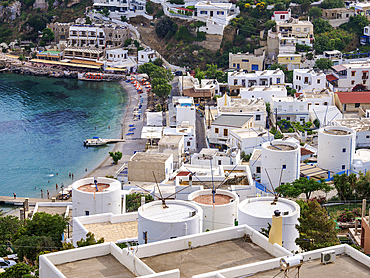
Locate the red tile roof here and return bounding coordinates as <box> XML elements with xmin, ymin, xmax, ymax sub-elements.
<box><xmin>275</xmin><ymin>11</ymin><xmax>289</xmax><ymax>14</ymax></box>
<box><xmin>336</xmin><ymin>92</ymin><xmax>370</xmax><ymax>104</ymax></box>
<box><xmin>301</xmin><ymin>148</ymin><xmax>314</xmax><ymax>156</ymax></box>
<box><xmin>326</xmin><ymin>74</ymin><xmax>338</xmax><ymax>82</ymax></box>
<box><xmin>176</xmin><ymin>171</ymin><xmax>191</xmax><ymax>177</ymax></box>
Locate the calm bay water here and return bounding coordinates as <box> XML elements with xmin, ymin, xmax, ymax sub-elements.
<box><xmin>0</xmin><ymin>74</ymin><xmax>126</xmax><ymax>199</ymax></box>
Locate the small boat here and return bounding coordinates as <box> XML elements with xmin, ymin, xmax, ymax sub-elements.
<box><xmin>84</xmin><ymin>137</ymin><xmax>107</xmax><ymax>147</ymax></box>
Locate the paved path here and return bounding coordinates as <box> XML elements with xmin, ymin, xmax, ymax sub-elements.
<box><xmin>0</xmin><ymin>196</ymin><xmax>62</xmax><ymax>205</ymax></box>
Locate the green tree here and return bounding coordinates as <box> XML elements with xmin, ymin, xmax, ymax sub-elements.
<box><xmin>155</xmin><ymin>17</ymin><xmax>178</xmax><ymax>39</ymax></box>
<box><xmin>333</xmin><ymin>173</ymin><xmax>353</xmax><ymax>201</ymax></box>
<box><xmin>126</xmin><ymin>193</ymin><xmax>154</xmax><ymax>212</ymax></box>
<box><xmin>312</xmin><ymin>18</ymin><xmax>332</xmax><ymax>34</ymax></box>
<box><xmin>355</xmin><ymin>171</ymin><xmax>370</xmax><ymax>198</ymax></box>
<box><xmin>42</xmin><ymin>28</ymin><xmax>55</xmax><ymax>42</ymax></box>
<box><xmin>102</xmin><ymin>7</ymin><xmax>110</xmax><ymax>17</ymax></box>
<box><xmin>314</xmin><ymin>58</ymin><xmax>333</xmax><ymax>70</ymax></box>
<box><xmin>138</xmin><ymin>62</ymin><xmax>157</xmax><ymax>80</ymax></box>
<box><xmin>0</xmin><ymin>216</ymin><xmax>22</xmax><ymax>257</ymax></box>
<box><xmin>152</xmin><ymin>83</ymin><xmax>172</xmax><ymax>110</ymax></box>
<box><xmin>1</xmin><ymin>262</ymin><xmax>32</xmax><ymax>278</ymax></box>
<box><xmin>340</xmin><ymin>15</ymin><xmax>370</xmax><ymax>36</ymax></box>
<box><xmin>133</xmin><ymin>40</ymin><xmax>140</xmax><ymax>48</ymax></box>
<box><xmin>320</xmin><ymin>0</ymin><xmax>344</xmax><ymax>9</ymax></box>
<box><xmin>308</xmin><ymin>7</ymin><xmax>322</xmax><ymax>19</ymax></box>
<box><xmin>77</xmin><ymin>232</ymin><xmax>104</xmax><ymax>247</ymax></box>
<box><xmin>15</xmin><ymin>212</ymin><xmax>67</xmax><ymax>248</ymax></box>
<box><xmin>276</xmin><ymin>177</ymin><xmax>331</xmax><ymax>200</ymax></box>
<box><xmin>264</xmin><ymin>20</ymin><xmax>276</xmax><ymax>30</ymax></box>
<box><xmin>85</xmin><ymin>16</ymin><xmax>92</xmax><ymax>25</ymax></box>
<box><xmin>274</xmin><ymin>1</ymin><xmax>286</xmax><ymax>11</ymax></box>
<box><xmin>13</xmin><ymin>235</ymin><xmax>54</xmax><ymax>262</ymax></box>
<box><xmin>121</xmin><ymin>15</ymin><xmax>127</xmax><ymax>22</ymax></box>
<box><xmin>194</xmin><ymin>67</ymin><xmax>205</xmax><ymax>82</ymax></box>
<box><xmin>153</xmin><ymin>58</ymin><xmax>164</xmax><ymax>67</ymax></box>
<box><xmin>18</xmin><ymin>54</ymin><xmax>26</xmax><ymax>61</ymax></box>
<box><xmin>151</xmin><ymin>77</ymin><xmax>167</xmax><ymax>88</ymax></box>
<box><xmin>109</xmin><ymin>151</ymin><xmax>122</xmax><ymax>164</ymax></box>
<box><xmin>295</xmin><ymin>200</ymin><xmax>339</xmax><ymax>251</ymax></box>
<box><xmin>145</xmin><ymin>1</ymin><xmax>154</xmax><ymax>14</ymax></box>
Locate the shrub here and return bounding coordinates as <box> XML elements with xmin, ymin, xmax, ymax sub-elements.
<box><xmin>337</xmin><ymin>208</ymin><xmax>361</xmax><ymax>223</ymax></box>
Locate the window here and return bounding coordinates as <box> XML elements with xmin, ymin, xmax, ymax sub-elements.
<box><xmin>85</xmin><ymin>211</ymin><xmax>90</xmax><ymax>216</ymax></box>
<box><xmin>282</xmin><ymin>165</ymin><xmax>286</xmax><ymax>169</ymax></box>
<box><xmin>351</xmin><ymin>71</ymin><xmax>356</xmax><ymax>77</ymax></box>
<box><xmin>296</xmin><ymin>28</ymin><xmax>301</xmax><ymax>32</ymax></box>
<box><xmin>234</xmin><ymin>80</ymin><xmax>238</xmax><ymax>85</ymax></box>
<box><xmin>351</xmin><ymin>80</ymin><xmax>355</xmax><ymax>85</ymax></box>
<box><xmin>251</xmin><ymin>64</ymin><xmax>259</xmax><ymax>71</ymax></box>
<box><xmin>277</xmin><ymin>78</ymin><xmax>281</xmax><ymax>84</ymax></box>
<box><xmin>364</xmin><ymin>80</ymin><xmax>367</xmax><ymax>85</ymax></box>
<box><xmin>280</xmin><ymin>15</ymin><xmax>285</xmax><ymax>19</ymax></box>
<box><xmin>187</xmin><ymin>141</ymin><xmax>190</xmax><ymax>146</ymax></box>
<box><xmin>256</xmin><ymin>166</ymin><xmax>261</xmax><ymax>173</ymax></box>
<box><xmin>233</xmin><ymin>63</ymin><xmax>236</xmax><ymax>67</ymax></box>
<box><xmin>287</xmin><ymin>117</ymin><xmax>291</xmax><ymax>120</ymax></box>
<box><xmin>223</xmin><ymin>129</ymin><xmax>228</xmax><ymax>137</ymax></box>
<box><xmin>290</xmin><ymin>57</ymin><xmax>294</xmax><ymax>60</ymax></box>
<box><xmin>342</xmin><ymin>165</ymin><xmax>345</xmax><ymax>170</ymax></box>
<box><xmin>367</xmin><ymin>135</ymin><xmax>370</xmax><ymax>138</ymax></box>
<box><xmin>342</xmin><ymin>148</ymin><xmax>346</xmax><ymax>152</ymax></box>
<box><xmin>355</xmin><ymin>103</ymin><xmax>360</xmax><ymax>108</ymax></box>
<box><xmin>200</xmin><ymin>10</ymin><xmax>207</xmax><ymax>14</ymax></box>
<box><xmin>317</xmin><ymin>79</ymin><xmax>321</xmax><ymax>84</ymax></box>
<box><xmin>217</xmin><ymin>11</ymin><xmax>224</xmax><ymax>15</ymax></box>
<box><xmin>242</xmin><ymin>59</ymin><xmax>249</xmax><ymax>62</ymax></box>
<box><xmin>218</xmin><ymin>160</ymin><xmax>222</xmax><ymax>165</ymax></box>
<box><xmin>304</xmin><ymin>77</ymin><xmax>308</xmax><ymax>84</ymax></box>
<box><xmin>255</xmin><ymin>115</ymin><xmax>261</xmax><ymax>121</ymax></box>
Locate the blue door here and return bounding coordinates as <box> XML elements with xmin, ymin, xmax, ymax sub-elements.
<box><xmin>251</xmin><ymin>64</ymin><xmax>258</xmax><ymax>71</ymax></box>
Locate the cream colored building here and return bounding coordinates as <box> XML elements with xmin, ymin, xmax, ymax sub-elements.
<box><xmin>158</xmin><ymin>135</ymin><xmax>184</xmax><ymax>170</ymax></box>
<box><xmin>276</xmin><ymin>18</ymin><xmax>314</xmax><ymax>47</ymax></box>
<box><xmin>229</xmin><ymin>51</ymin><xmax>265</xmax><ymax>71</ymax></box>
<box><xmin>128</xmin><ymin>152</ymin><xmax>173</xmax><ymax>183</ymax></box>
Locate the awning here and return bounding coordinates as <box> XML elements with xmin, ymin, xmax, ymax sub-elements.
<box><xmin>326</xmin><ymin>74</ymin><xmax>338</xmax><ymax>82</ymax></box>
<box><xmin>105</xmin><ymin>67</ymin><xmax>127</xmax><ymax>71</ymax></box>
<box><xmin>363</xmin><ymin>70</ymin><xmax>369</xmax><ymax>73</ymax></box>
<box><xmin>332</xmin><ymin>64</ymin><xmax>347</xmax><ymax>72</ymax></box>
<box><xmin>70</xmin><ymin>59</ymin><xmax>103</xmax><ymax>66</ymax></box>
<box><xmin>30</xmin><ymin>59</ymin><xmax>101</xmax><ymax>69</ymax></box>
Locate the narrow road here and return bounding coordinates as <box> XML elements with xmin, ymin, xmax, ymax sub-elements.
<box><xmin>196</xmin><ymin>113</ymin><xmax>207</xmax><ymax>152</ymax></box>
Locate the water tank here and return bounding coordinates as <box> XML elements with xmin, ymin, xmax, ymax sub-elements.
<box><xmin>261</xmin><ymin>140</ymin><xmax>300</xmax><ymax>192</ymax></box>
<box><xmin>238</xmin><ymin>197</ymin><xmax>300</xmax><ymax>252</ymax></box>
<box><xmin>72</xmin><ymin>177</ymin><xmax>121</xmax><ymax>217</ymax></box>
<box><xmin>318</xmin><ymin>126</ymin><xmax>356</xmax><ymax>173</ymax></box>
<box><xmin>188</xmin><ymin>189</ymin><xmax>239</xmax><ymax>231</ymax></box>
<box><xmin>138</xmin><ymin>200</ymin><xmax>203</xmax><ymax>245</ymax></box>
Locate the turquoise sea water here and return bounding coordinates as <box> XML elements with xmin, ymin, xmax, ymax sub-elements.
<box><xmin>0</xmin><ymin>74</ymin><xmax>126</xmax><ymax>199</ymax></box>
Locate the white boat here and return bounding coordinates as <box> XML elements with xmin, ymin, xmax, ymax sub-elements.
<box><xmin>83</xmin><ymin>137</ymin><xmax>107</xmax><ymax>147</ymax></box>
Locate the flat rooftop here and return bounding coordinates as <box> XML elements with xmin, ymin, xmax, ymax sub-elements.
<box><xmin>141</xmin><ymin>238</ymin><xmax>274</xmax><ymax>278</ymax></box>
<box><xmin>130</xmin><ymin>152</ymin><xmax>172</xmax><ymax>162</ymax></box>
<box><xmin>212</xmin><ymin>114</ymin><xmax>253</xmax><ymax>128</ymax></box>
<box><xmin>229</xmin><ymin>69</ymin><xmax>283</xmax><ymax>77</ymax></box>
<box><xmin>266</xmin><ymin>144</ymin><xmax>296</xmax><ymax>151</ymax></box>
<box><xmin>232</xmin><ymin>128</ymin><xmax>269</xmax><ymax>139</ymax></box>
<box><xmin>84</xmin><ymin>221</ymin><xmax>138</xmax><ymax>243</ymax></box>
<box><xmin>251</xmin><ymin>149</ymin><xmax>262</xmax><ymax>161</ymax></box>
<box><xmin>335</xmin><ymin>118</ymin><xmax>370</xmax><ymax>132</ymax></box>
<box><xmin>250</xmin><ymin>255</ymin><xmax>370</xmax><ymax>277</ymax></box>
<box><xmin>36</xmin><ymin>206</ymin><xmax>68</xmax><ymax>216</ymax></box>
<box><xmin>158</xmin><ymin>135</ymin><xmax>183</xmax><ymax>145</ymax></box>
<box><xmin>219</xmin><ymin>98</ymin><xmax>266</xmax><ymax>113</ymax></box>
<box><xmin>56</xmin><ymin>254</ymin><xmax>136</xmax><ymax>278</ymax></box>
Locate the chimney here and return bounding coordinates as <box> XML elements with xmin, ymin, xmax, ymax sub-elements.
<box><xmin>268</xmin><ymin>210</ymin><xmax>283</xmax><ymax>246</ymax></box>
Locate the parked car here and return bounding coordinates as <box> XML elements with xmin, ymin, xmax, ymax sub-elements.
<box><xmin>0</xmin><ymin>258</ymin><xmax>16</xmax><ymax>269</ymax></box>
<box><xmin>174</xmin><ymin>71</ymin><xmax>183</xmax><ymax>76</ymax></box>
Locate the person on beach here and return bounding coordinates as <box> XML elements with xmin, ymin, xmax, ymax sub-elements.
<box><xmin>56</xmin><ymin>184</ymin><xmax>58</xmax><ymax>190</ymax></box>
<box><xmin>47</xmin><ymin>190</ymin><xmax>50</xmax><ymax>199</ymax></box>
<box><xmin>69</xmin><ymin>173</ymin><xmax>71</xmax><ymax>178</ymax></box>
<box><xmin>41</xmin><ymin>189</ymin><xmax>43</xmax><ymax>198</ymax></box>
<box><xmin>13</xmin><ymin>193</ymin><xmax>16</xmax><ymax>199</ymax></box>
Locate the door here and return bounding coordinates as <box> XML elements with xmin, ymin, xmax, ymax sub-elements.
<box><xmin>210</xmin><ymin>11</ymin><xmax>213</xmax><ymax>17</ymax></box>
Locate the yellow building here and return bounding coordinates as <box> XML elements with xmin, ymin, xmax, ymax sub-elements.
<box><xmin>229</xmin><ymin>51</ymin><xmax>265</xmax><ymax>71</ymax></box>
<box><xmin>277</xmin><ymin>53</ymin><xmax>301</xmax><ymax>70</ymax></box>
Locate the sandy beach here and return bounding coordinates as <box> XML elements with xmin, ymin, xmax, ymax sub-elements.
<box><xmin>82</xmin><ymin>79</ymin><xmax>148</xmax><ymax>179</ymax></box>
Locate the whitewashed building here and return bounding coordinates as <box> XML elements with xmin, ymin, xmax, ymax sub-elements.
<box><xmin>217</xmin><ymin>95</ymin><xmax>266</xmax><ymax>127</ymax></box>
<box><xmin>191</xmin><ymin>148</ymin><xmax>241</xmax><ymax>166</ymax></box>
<box><xmin>240</xmin><ymin>85</ymin><xmax>287</xmax><ymax>103</ymax></box>
<box><xmin>328</xmin><ymin>61</ymin><xmax>370</xmax><ymax>91</ymax></box>
<box><xmin>229</xmin><ymin>127</ymin><xmax>270</xmax><ymax>155</ymax></box>
<box><xmin>228</xmin><ymin>69</ymin><xmax>285</xmax><ymax>95</ymax></box>
<box><xmin>333</xmin><ymin>118</ymin><xmax>370</xmax><ymax>148</ymax></box>
<box><xmin>271</xmin><ymin>9</ymin><xmax>291</xmax><ymax>22</ymax></box>
<box><xmin>272</xmin><ymin>95</ymin><xmax>310</xmax><ymax>123</ymax></box>
<box><xmin>138</xmin><ymin>48</ymin><xmax>156</xmax><ymax>65</ymax></box>
<box><xmin>293</xmin><ymin>69</ymin><xmax>326</xmax><ymax>93</ymax></box>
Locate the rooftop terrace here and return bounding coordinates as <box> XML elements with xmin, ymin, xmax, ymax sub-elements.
<box><xmin>251</xmin><ymin>255</ymin><xmax>370</xmax><ymax>277</ymax></box>
<box><xmin>141</xmin><ymin>238</ymin><xmax>274</xmax><ymax>278</ymax></box>
<box><xmin>84</xmin><ymin>221</ymin><xmax>138</xmax><ymax>243</ymax></box>
<box><xmin>56</xmin><ymin>254</ymin><xmax>136</xmax><ymax>278</ymax></box>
